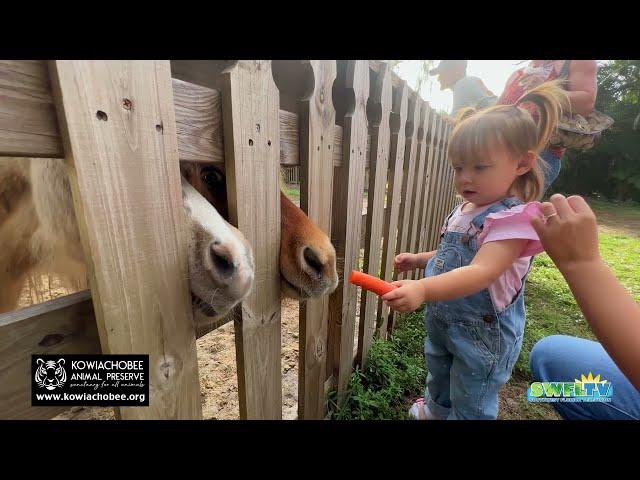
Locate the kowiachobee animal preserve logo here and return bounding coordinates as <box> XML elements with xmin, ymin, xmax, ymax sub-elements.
<box><xmin>34</xmin><ymin>358</ymin><xmax>67</xmax><ymax>391</ymax></box>
<box><xmin>32</xmin><ymin>354</ymin><xmax>149</xmax><ymax>407</ymax></box>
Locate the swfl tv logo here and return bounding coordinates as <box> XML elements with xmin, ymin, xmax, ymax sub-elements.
<box><xmin>527</xmin><ymin>372</ymin><xmax>613</xmax><ymax>403</ymax></box>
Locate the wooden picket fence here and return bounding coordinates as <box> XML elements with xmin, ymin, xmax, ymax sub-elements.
<box><xmin>0</xmin><ymin>60</ymin><xmax>457</xmax><ymax>420</ymax></box>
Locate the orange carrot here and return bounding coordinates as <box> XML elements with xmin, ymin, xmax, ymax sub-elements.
<box><xmin>348</xmin><ymin>270</ymin><xmax>397</xmax><ymax>297</ymax></box>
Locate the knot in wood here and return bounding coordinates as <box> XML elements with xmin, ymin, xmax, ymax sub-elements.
<box><xmin>315</xmin><ymin>338</ymin><xmax>325</xmax><ymax>359</ymax></box>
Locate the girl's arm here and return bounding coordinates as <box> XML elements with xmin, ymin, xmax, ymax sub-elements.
<box><xmin>560</xmin><ymin>261</ymin><xmax>640</xmax><ymax>390</ymax></box>
<box><xmin>565</xmin><ymin>60</ymin><xmax>598</xmax><ymax>116</ymax></box>
<box><xmin>417</xmin><ymin>239</ymin><xmax>526</xmax><ymax>302</ymax></box>
<box><xmin>383</xmin><ymin>239</ymin><xmax>527</xmax><ymax>311</ymax></box>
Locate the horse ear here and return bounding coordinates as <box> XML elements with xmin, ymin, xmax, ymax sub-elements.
<box><xmin>37</xmin><ymin>358</ymin><xmax>44</xmax><ymax>365</ymax></box>
<box><xmin>58</xmin><ymin>358</ymin><xmax>65</xmax><ymax>365</ymax></box>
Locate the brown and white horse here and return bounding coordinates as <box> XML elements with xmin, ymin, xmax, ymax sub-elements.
<box><xmin>180</xmin><ymin>162</ymin><xmax>338</xmax><ymax>300</ymax></box>
<box><xmin>1</xmin><ymin>159</ymin><xmax>338</xmax><ymax>329</ymax></box>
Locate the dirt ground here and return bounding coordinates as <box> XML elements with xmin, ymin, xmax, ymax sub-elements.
<box><xmin>49</xmin><ymin>296</ymin><xmax>303</xmax><ymax>420</ymax></box>
<box><xmin>48</xmin><ymin>288</ymin><xmax>364</xmax><ymax>421</ymax></box>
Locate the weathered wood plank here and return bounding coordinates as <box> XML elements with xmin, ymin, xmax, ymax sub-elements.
<box><xmin>279</xmin><ymin>118</ymin><xmax>369</xmax><ymax>168</ymax></box>
<box><xmin>49</xmin><ymin>60</ymin><xmax>201</xmax><ymax>420</ymax></box>
<box><xmin>297</xmin><ymin>60</ymin><xmax>337</xmax><ymax>420</ymax></box>
<box><xmin>218</xmin><ymin>60</ymin><xmax>282</xmax><ymax>420</ymax></box>
<box><xmin>427</xmin><ymin>117</ymin><xmax>446</xmax><ymax>250</ymax></box>
<box><xmin>387</xmin><ymin>94</ymin><xmax>422</xmax><ymax>332</ymax></box>
<box><xmin>436</xmin><ymin>124</ymin><xmax>453</xmax><ymax>248</ymax></box>
<box><xmin>172</xmin><ymin>78</ymin><xmax>224</xmax><ymax>164</ymax></box>
<box><xmin>327</xmin><ymin>60</ymin><xmax>369</xmax><ymax>404</ymax></box>
<box><xmin>406</xmin><ymin>102</ymin><xmax>431</xmax><ymax>281</ymax></box>
<box><xmin>416</xmin><ymin>111</ymin><xmax>439</xmax><ymax>276</ymax></box>
<box><xmin>170</xmin><ymin>60</ymin><xmax>233</xmax><ymax>90</ymax></box>
<box><xmin>377</xmin><ymin>81</ymin><xmax>408</xmax><ymax>339</ymax></box>
<box><xmin>442</xmin><ymin>123</ymin><xmax>450</xmax><ymax>219</ymax></box>
<box><xmin>0</xmin><ymin>291</ymin><xmax>100</xmax><ymax>420</ymax></box>
<box><xmin>0</xmin><ymin>61</ymin><xmax>363</xmax><ymax>168</ymax></box>
<box><xmin>394</xmin><ymin>95</ymin><xmax>422</xmax><ymax>281</ymax></box>
<box><xmin>357</xmin><ymin>62</ymin><xmax>392</xmax><ymax>368</ymax></box>
<box><xmin>434</xmin><ymin>124</ymin><xmax>450</xmax><ymax>249</ymax></box>
<box><xmin>0</xmin><ymin>60</ymin><xmax>62</xmax><ymax>157</ymax></box>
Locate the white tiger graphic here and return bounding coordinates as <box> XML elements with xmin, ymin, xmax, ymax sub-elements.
<box><xmin>35</xmin><ymin>358</ymin><xmax>66</xmax><ymax>391</ymax></box>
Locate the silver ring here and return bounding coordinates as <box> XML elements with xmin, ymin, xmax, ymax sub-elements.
<box><xmin>544</xmin><ymin>212</ymin><xmax>558</xmax><ymax>221</ymax></box>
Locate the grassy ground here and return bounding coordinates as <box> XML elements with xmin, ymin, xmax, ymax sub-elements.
<box><xmin>283</xmin><ymin>184</ymin><xmax>300</xmax><ymax>204</ymax></box>
<box><xmin>327</xmin><ymin>197</ymin><xmax>640</xmax><ymax>420</ymax></box>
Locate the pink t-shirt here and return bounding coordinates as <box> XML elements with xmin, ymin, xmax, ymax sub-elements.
<box><xmin>441</xmin><ymin>200</ymin><xmax>545</xmax><ymax>311</ymax></box>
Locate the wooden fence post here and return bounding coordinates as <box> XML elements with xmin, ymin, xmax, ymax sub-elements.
<box><xmin>49</xmin><ymin>60</ymin><xmax>202</xmax><ymax>419</ymax></box>
<box><xmin>377</xmin><ymin>80</ymin><xmax>408</xmax><ymax>339</ymax></box>
<box><xmin>407</xmin><ymin>102</ymin><xmax>432</xmax><ymax>279</ymax></box>
<box><xmin>427</xmin><ymin>117</ymin><xmax>446</xmax><ymax>250</ymax></box>
<box><xmin>417</xmin><ymin>111</ymin><xmax>439</xmax><ymax>276</ymax></box>
<box><xmin>357</xmin><ymin>62</ymin><xmax>392</xmax><ymax>368</ymax></box>
<box><xmin>296</xmin><ymin>60</ymin><xmax>337</xmax><ymax>419</ymax></box>
<box><xmin>327</xmin><ymin>60</ymin><xmax>369</xmax><ymax>404</ymax></box>
<box><xmin>386</xmin><ymin>95</ymin><xmax>421</xmax><ymax>333</ymax></box>
<box><xmin>394</xmin><ymin>95</ymin><xmax>422</xmax><ymax>282</ymax></box>
<box><xmin>218</xmin><ymin>60</ymin><xmax>282</xmax><ymax>419</ymax></box>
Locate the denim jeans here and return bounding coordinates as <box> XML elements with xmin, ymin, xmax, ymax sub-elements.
<box><xmin>530</xmin><ymin>335</ymin><xmax>640</xmax><ymax>420</ymax></box>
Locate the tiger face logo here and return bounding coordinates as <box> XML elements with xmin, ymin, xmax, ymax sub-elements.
<box><xmin>35</xmin><ymin>358</ymin><xmax>66</xmax><ymax>391</ymax></box>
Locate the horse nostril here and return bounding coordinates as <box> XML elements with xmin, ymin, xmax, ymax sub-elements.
<box><xmin>303</xmin><ymin>247</ymin><xmax>324</xmax><ymax>276</ymax></box>
<box><xmin>210</xmin><ymin>242</ymin><xmax>236</xmax><ymax>279</ymax></box>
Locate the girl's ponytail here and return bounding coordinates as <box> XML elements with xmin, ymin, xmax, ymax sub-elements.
<box><xmin>515</xmin><ymin>80</ymin><xmax>570</xmax><ymax>153</ymax></box>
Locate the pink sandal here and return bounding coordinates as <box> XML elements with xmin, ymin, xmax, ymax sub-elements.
<box><xmin>408</xmin><ymin>398</ymin><xmax>428</xmax><ymax>420</ymax></box>
<box><xmin>408</xmin><ymin>397</ymin><xmax>442</xmax><ymax>420</ymax></box>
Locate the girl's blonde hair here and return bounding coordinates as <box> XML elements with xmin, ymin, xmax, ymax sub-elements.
<box><xmin>448</xmin><ymin>80</ymin><xmax>570</xmax><ymax>202</ymax></box>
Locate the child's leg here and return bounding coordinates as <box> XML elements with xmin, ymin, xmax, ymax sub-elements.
<box><xmin>446</xmin><ymin>320</ymin><xmax>524</xmax><ymax>420</ymax></box>
<box><xmin>446</xmin><ymin>324</ymin><xmax>500</xmax><ymax>420</ymax></box>
<box><xmin>422</xmin><ymin>313</ymin><xmax>453</xmax><ymax>419</ymax></box>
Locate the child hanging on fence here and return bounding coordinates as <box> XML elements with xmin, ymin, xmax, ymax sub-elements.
<box><xmin>382</xmin><ymin>81</ymin><xmax>570</xmax><ymax>420</ymax></box>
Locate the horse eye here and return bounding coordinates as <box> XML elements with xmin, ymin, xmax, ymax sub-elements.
<box><xmin>201</xmin><ymin>168</ymin><xmax>223</xmax><ymax>187</ymax></box>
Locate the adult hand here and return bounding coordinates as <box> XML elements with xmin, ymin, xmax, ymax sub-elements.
<box><xmin>530</xmin><ymin>194</ymin><xmax>601</xmax><ymax>272</ymax></box>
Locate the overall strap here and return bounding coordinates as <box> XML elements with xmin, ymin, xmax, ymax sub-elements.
<box><xmin>470</xmin><ymin>197</ymin><xmax>524</xmax><ymax>233</ymax></box>
<box><xmin>440</xmin><ymin>203</ymin><xmax>462</xmax><ymax>234</ymax></box>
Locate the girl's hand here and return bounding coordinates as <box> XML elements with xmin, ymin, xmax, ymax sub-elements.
<box><xmin>530</xmin><ymin>194</ymin><xmax>601</xmax><ymax>272</ymax></box>
<box><xmin>394</xmin><ymin>253</ymin><xmax>418</xmax><ymax>273</ymax></box>
<box><xmin>382</xmin><ymin>280</ymin><xmax>426</xmax><ymax>313</ymax></box>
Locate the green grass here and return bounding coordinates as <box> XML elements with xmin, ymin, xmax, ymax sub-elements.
<box><xmin>283</xmin><ymin>184</ymin><xmax>300</xmax><ymax>204</ymax></box>
<box><xmin>327</xmin><ymin>310</ymin><xmax>426</xmax><ymax>420</ymax></box>
<box><xmin>585</xmin><ymin>197</ymin><xmax>640</xmax><ymax>221</ymax></box>
<box><xmin>283</xmin><ymin>184</ymin><xmax>369</xmax><ymax>205</ymax></box>
<box><xmin>599</xmin><ymin>233</ymin><xmax>640</xmax><ymax>299</ymax></box>
<box><xmin>328</xmin><ymin>199</ymin><xmax>640</xmax><ymax>420</ymax></box>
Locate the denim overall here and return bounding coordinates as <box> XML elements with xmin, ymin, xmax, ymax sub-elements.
<box><xmin>423</xmin><ymin>197</ymin><xmax>528</xmax><ymax>420</ymax></box>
